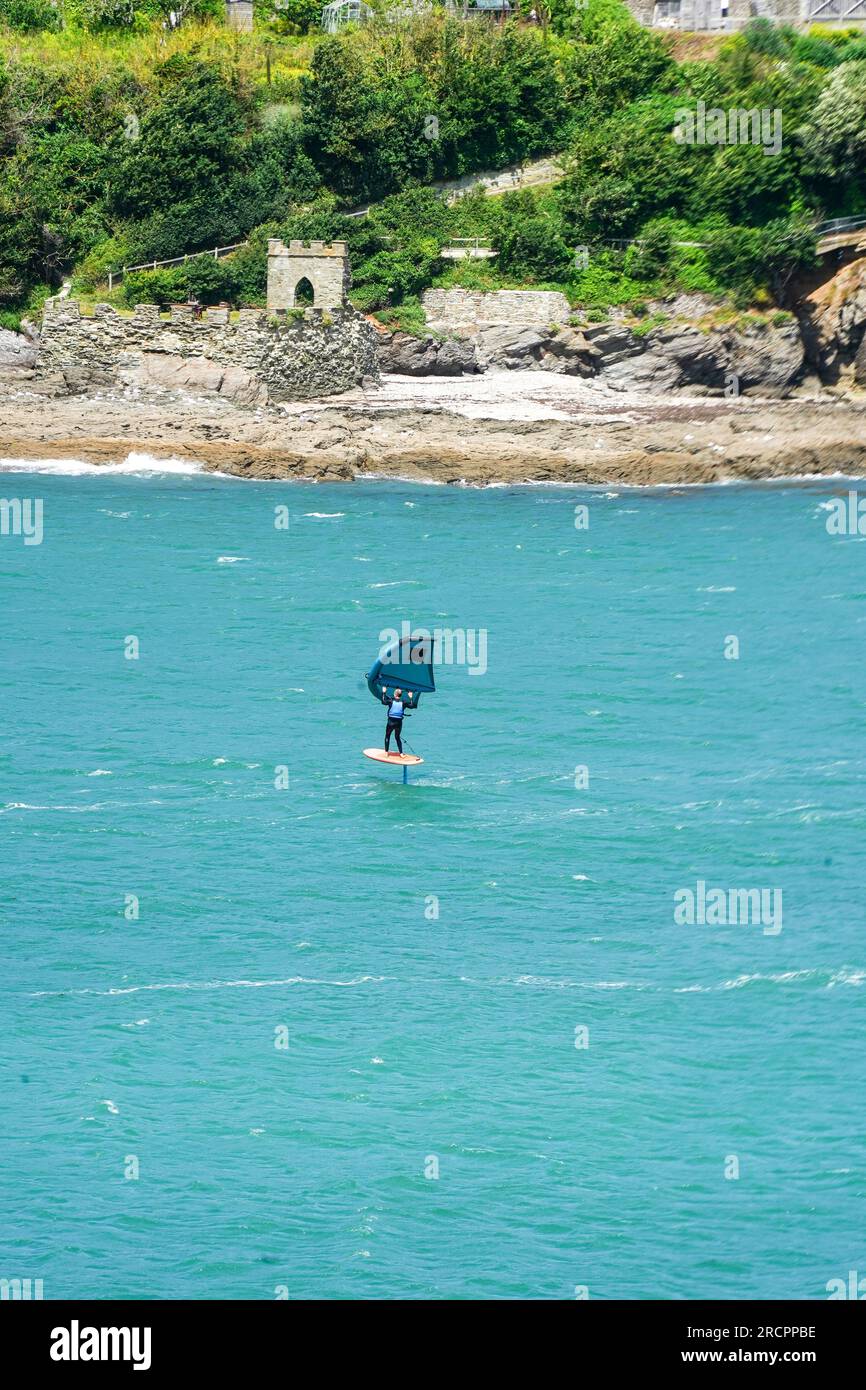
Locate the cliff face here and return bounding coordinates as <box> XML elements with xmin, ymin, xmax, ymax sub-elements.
<box><xmin>36</xmin><ymin>299</ymin><xmax>380</xmax><ymax>403</ymax></box>
<box><xmin>380</xmin><ymin>271</ymin><xmax>866</xmax><ymax>397</ymax></box>
<box><xmin>589</xmin><ymin>314</ymin><xmax>807</xmax><ymax>396</ymax></box>
<box><xmin>797</xmin><ymin>257</ymin><xmax>866</xmax><ymax>387</ymax></box>
<box><xmin>382</xmin><ymin>292</ymin><xmax>810</xmax><ymax>395</ymax></box>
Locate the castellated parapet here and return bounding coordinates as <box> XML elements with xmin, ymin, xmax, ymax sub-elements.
<box><xmin>38</xmin><ymin>298</ymin><xmax>378</xmax><ymax>403</ymax></box>
<box><xmin>267</xmin><ymin>239</ymin><xmax>350</xmax><ymax>312</ymax></box>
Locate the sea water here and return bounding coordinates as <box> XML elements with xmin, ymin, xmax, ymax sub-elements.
<box><xmin>1</xmin><ymin>463</ymin><xmax>864</xmax><ymax>1300</ymax></box>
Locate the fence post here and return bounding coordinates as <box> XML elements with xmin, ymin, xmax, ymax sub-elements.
<box><xmin>108</xmin><ymin>272</ymin><xmax>113</xmax><ymax>293</ymax></box>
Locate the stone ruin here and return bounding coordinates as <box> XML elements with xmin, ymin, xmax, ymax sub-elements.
<box><xmin>266</xmin><ymin>240</ymin><xmax>351</xmax><ymax>313</ymax></box>
<box><xmin>35</xmin><ymin>238</ymin><xmax>373</xmax><ymax>402</ymax></box>
<box><xmin>37</xmin><ymin>296</ymin><xmax>378</xmax><ymax>404</ymax></box>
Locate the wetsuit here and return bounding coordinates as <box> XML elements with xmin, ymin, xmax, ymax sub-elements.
<box><xmin>382</xmin><ymin>693</ymin><xmax>409</xmax><ymax>753</ymax></box>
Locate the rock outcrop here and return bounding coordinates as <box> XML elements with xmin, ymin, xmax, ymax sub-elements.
<box><xmin>0</xmin><ymin>325</ymin><xmax>39</xmax><ymax>376</ymax></box>
<box><xmin>379</xmin><ymin>310</ymin><xmax>805</xmax><ymax>393</ymax></box>
<box><xmin>475</xmin><ymin>323</ymin><xmax>599</xmax><ymax>374</ymax></box>
<box><xmin>594</xmin><ymin>315</ymin><xmax>806</xmax><ymax>395</ymax></box>
<box><xmin>378</xmin><ymin>324</ymin><xmax>600</xmax><ymax>376</ymax></box>
<box><xmin>385</xmin><ymin>287</ymin><xmax>811</xmax><ymax>395</ymax></box>
<box><xmin>798</xmin><ymin>256</ymin><xmax>866</xmax><ymax>386</ymax></box>
<box><xmin>378</xmin><ymin>332</ymin><xmax>477</xmax><ymax>376</ymax></box>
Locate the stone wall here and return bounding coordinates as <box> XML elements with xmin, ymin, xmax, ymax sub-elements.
<box><xmin>38</xmin><ymin>299</ymin><xmax>379</xmax><ymax>403</ymax></box>
<box><xmin>422</xmin><ymin>287</ymin><xmax>572</xmax><ymax>334</ymax></box>
<box><xmin>267</xmin><ymin>240</ymin><xmax>350</xmax><ymax>312</ymax></box>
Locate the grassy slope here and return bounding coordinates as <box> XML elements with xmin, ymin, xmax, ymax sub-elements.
<box><xmin>0</xmin><ymin>22</ymin><xmax>314</xmax><ymax>87</ymax></box>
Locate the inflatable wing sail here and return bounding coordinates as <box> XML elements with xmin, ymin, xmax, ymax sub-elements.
<box><xmin>367</xmin><ymin>633</ymin><xmax>435</xmax><ymax>706</ymax></box>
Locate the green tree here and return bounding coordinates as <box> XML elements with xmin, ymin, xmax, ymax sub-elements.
<box><xmin>258</xmin><ymin>0</ymin><xmax>320</xmax><ymax>34</ymax></box>
<box><xmin>559</xmin><ymin>96</ymin><xmax>694</xmax><ymax>240</ymax></box>
<box><xmin>493</xmin><ymin>190</ymin><xmax>572</xmax><ymax>279</ymax></box>
<box><xmin>800</xmin><ymin>60</ymin><xmax>866</xmax><ymax>183</ymax></box>
<box><xmin>0</xmin><ymin>0</ymin><xmax>60</xmax><ymax>33</ymax></box>
<box><xmin>113</xmin><ymin>59</ymin><xmax>248</xmax><ymax>220</ymax></box>
<box><xmin>623</xmin><ymin>218</ymin><xmax>675</xmax><ymax>279</ymax></box>
<box><xmin>562</xmin><ymin>7</ymin><xmax>675</xmax><ymax>120</ymax></box>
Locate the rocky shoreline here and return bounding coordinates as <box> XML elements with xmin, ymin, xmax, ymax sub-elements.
<box><xmin>3</xmin><ymin>258</ymin><xmax>866</xmax><ymax>486</ymax></box>
<box><xmin>2</xmin><ymin>370</ymin><xmax>865</xmax><ymax>486</ymax></box>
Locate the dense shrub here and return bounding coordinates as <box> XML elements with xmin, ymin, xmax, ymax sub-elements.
<box><xmin>0</xmin><ymin>2</ymin><xmax>860</xmax><ymax>315</ymax></box>
<box><xmin>122</xmin><ymin>267</ymin><xmax>187</xmax><ymax>307</ymax></box>
<box><xmin>0</xmin><ymin>0</ymin><xmax>60</xmax><ymax>33</ymax></box>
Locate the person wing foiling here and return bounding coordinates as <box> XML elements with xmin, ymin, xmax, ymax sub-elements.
<box><xmin>380</xmin><ymin>685</ymin><xmax>415</xmax><ymax>755</ymax></box>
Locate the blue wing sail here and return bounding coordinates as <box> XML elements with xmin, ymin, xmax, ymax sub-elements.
<box><xmin>367</xmin><ymin>633</ymin><xmax>435</xmax><ymax>706</ymax></box>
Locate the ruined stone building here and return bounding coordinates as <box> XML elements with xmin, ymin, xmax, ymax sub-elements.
<box><xmin>38</xmin><ymin>240</ymin><xmax>377</xmax><ymax>404</ymax></box>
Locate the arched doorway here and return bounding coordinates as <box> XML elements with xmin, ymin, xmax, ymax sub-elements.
<box><xmin>293</xmin><ymin>276</ymin><xmax>315</xmax><ymax>308</ymax></box>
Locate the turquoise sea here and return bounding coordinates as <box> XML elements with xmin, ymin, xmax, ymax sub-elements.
<box><xmin>2</xmin><ymin>461</ymin><xmax>864</xmax><ymax>1301</ymax></box>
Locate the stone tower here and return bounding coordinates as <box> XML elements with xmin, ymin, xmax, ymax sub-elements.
<box><xmin>267</xmin><ymin>240</ymin><xmax>350</xmax><ymax>312</ymax></box>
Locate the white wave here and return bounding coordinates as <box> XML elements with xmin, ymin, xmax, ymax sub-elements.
<box><xmin>355</xmin><ymin>471</ymin><xmax>445</xmax><ymax>485</ymax></box>
<box><xmin>86</xmin><ymin>769</ymin><xmax>113</xmax><ymax>777</ymax></box>
<box><xmin>217</xmin><ymin>555</ymin><xmax>248</xmax><ymax>564</ymax></box>
<box><xmin>1</xmin><ymin>801</ymin><xmax>112</xmax><ymax>813</ymax></box>
<box><xmin>29</xmin><ymin>974</ymin><xmax>388</xmax><ymax>998</ymax></box>
<box><xmin>674</xmin><ymin>967</ymin><xmax>864</xmax><ymax>994</ymax></box>
<box><xmin>303</xmin><ymin>511</ymin><xmax>345</xmax><ymax>518</ymax></box>
<box><xmin>459</xmin><ymin>974</ymin><xmax>650</xmax><ymax>991</ymax></box>
<box><xmin>827</xmin><ymin>967</ymin><xmax>865</xmax><ymax>988</ymax></box>
<box><xmin>0</xmin><ymin>451</ymin><xmax>207</xmax><ymax>476</ymax></box>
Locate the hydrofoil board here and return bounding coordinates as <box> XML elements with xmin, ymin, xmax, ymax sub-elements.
<box><xmin>363</xmin><ymin>749</ymin><xmax>423</xmax><ymax>766</ymax></box>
